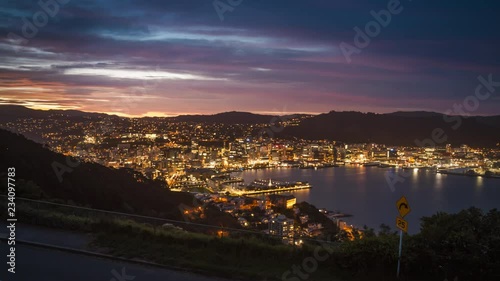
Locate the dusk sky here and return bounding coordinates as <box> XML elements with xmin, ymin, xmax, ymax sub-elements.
<box><xmin>1</xmin><ymin>0</ymin><xmax>499</xmax><ymax>116</ymax></box>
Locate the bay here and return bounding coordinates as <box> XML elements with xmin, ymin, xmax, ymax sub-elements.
<box><xmin>236</xmin><ymin>167</ymin><xmax>500</xmax><ymax>234</ymax></box>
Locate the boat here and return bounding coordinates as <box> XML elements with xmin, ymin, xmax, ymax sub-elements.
<box><xmin>239</xmin><ymin>179</ymin><xmax>312</xmax><ymax>195</ymax></box>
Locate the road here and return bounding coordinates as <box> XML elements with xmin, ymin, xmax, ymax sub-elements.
<box><xmin>0</xmin><ymin>243</ymin><xmax>228</xmax><ymax>281</ymax></box>
<box><xmin>0</xmin><ymin>223</ymin><xmax>90</xmax><ymax>250</ymax></box>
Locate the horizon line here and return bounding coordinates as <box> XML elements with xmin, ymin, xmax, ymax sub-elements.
<box><xmin>1</xmin><ymin>104</ymin><xmax>499</xmax><ymax>118</ymax></box>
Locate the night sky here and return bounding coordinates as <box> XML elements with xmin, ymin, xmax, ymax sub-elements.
<box><xmin>1</xmin><ymin>0</ymin><xmax>499</xmax><ymax>116</ymax></box>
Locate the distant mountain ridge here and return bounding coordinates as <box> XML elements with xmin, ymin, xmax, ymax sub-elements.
<box><xmin>278</xmin><ymin>111</ymin><xmax>500</xmax><ymax>147</ymax></box>
<box><xmin>0</xmin><ymin>105</ymin><xmax>112</xmax><ymax>123</ymax></box>
<box><xmin>1</xmin><ymin>105</ymin><xmax>499</xmax><ymax>146</ymax></box>
<box><xmin>170</xmin><ymin>111</ymin><xmax>286</xmax><ymax>124</ymax></box>
<box><xmin>386</xmin><ymin>111</ymin><xmax>447</xmax><ymax>118</ymax></box>
<box><xmin>0</xmin><ymin>105</ymin><xmax>300</xmax><ymax>124</ymax></box>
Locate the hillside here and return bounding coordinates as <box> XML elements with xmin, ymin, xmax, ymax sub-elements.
<box><xmin>0</xmin><ymin>105</ymin><xmax>111</xmax><ymax>122</ymax></box>
<box><xmin>170</xmin><ymin>111</ymin><xmax>279</xmax><ymax>124</ymax></box>
<box><xmin>0</xmin><ymin>129</ymin><xmax>236</xmax><ymax>226</ymax></box>
<box><xmin>279</xmin><ymin>111</ymin><xmax>500</xmax><ymax>147</ymax></box>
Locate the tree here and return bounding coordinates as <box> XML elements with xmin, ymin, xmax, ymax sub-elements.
<box><xmin>362</xmin><ymin>225</ymin><xmax>376</xmax><ymax>238</ymax></box>
<box><xmin>378</xmin><ymin>223</ymin><xmax>394</xmax><ymax>236</ymax></box>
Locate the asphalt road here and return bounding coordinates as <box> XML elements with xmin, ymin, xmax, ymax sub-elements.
<box><xmin>0</xmin><ymin>243</ymin><xmax>228</xmax><ymax>281</ymax></box>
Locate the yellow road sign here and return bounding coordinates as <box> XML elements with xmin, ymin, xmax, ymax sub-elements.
<box><xmin>396</xmin><ymin>217</ymin><xmax>408</xmax><ymax>233</ymax></box>
<box><xmin>396</xmin><ymin>196</ymin><xmax>411</xmax><ymax>218</ymax></box>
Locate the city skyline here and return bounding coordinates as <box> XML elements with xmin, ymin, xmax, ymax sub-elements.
<box><xmin>1</xmin><ymin>0</ymin><xmax>500</xmax><ymax>117</ymax></box>
<box><xmin>1</xmin><ymin>2</ymin><xmax>500</xmax><ymax>281</ymax></box>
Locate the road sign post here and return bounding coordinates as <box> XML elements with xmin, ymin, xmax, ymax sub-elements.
<box><xmin>397</xmin><ymin>229</ymin><xmax>403</xmax><ymax>278</ymax></box>
<box><xmin>395</xmin><ymin>196</ymin><xmax>411</xmax><ymax>279</ymax></box>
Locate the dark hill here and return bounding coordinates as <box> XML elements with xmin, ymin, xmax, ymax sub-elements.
<box><xmin>279</xmin><ymin>111</ymin><xmax>500</xmax><ymax>147</ymax></box>
<box><xmin>0</xmin><ymin>129</ymin><xmax>200</xmax><ymax>221</ymax></box>
<box><xmin>171</xmin><ymin>111</ymin><xmax>283</xmax><ymax>124</ymax></box>
<box><xmin>0</xmin><ymin>105</ymin><xmax>111</xmax><ymax>123</ymax></box>
<box><xmin>0</xmin><ymin>105</ymin><xmax>300</xmax><ymax>125</ymax></box>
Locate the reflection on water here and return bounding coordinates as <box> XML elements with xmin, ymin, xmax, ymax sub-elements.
<box><xmin>476</xmin><ymin>176</ymin><xmax>484</xmax><ymax>187</ymax></box>
<box><xmin>344</xmin><ymin>171</ymin><xmax>367</xmax><ymax>176</ymax></box>
<box><xmin>411</xmin><ymin>168</ymin><xmax>419</xmax><ymax>185</ymax></box>
<box><xmin>289</xmin><ymin>188</ymin><xmax>311</xmax><ymax>202</ymax></box>
<box><xmin>434</xmin><ymin>173</ymin><xmax>443</xmax><ymax>189</ymax></box>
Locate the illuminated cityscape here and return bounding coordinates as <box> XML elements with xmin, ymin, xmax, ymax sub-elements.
<box><xmin>3</xmin><ymin>112</ymin><xmax>499</xmax><ymax>182</ymax></box>
<box><xmin>1</xmin><ymin>0</ymin><xmax>500</xmax><ymax>280</ymax></box>
<box><xmin>2</xmin><ymin>108</ymin><xmax>499</xmax><ymax>244</ymax></box>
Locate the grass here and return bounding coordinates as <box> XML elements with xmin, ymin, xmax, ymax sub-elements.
<box><xmin>1</xmin><ymin>200</ymin><xmax>347</xmax><ymax>281</ymax></box>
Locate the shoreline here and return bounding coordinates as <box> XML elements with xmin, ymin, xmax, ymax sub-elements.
<box><xmin>437</xmin><ymin>170</ymin><xmax>500</xmax><ymax>179</ymax></box>
<box><xmin>232</xmin><ymin>183</ymin><xmax>312</xmax><ymax>195</ymax></box>
<box><xmin>230</xmin><ymin>165</ymin><xmax>500</xmax><ymax>179</ymax></box>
